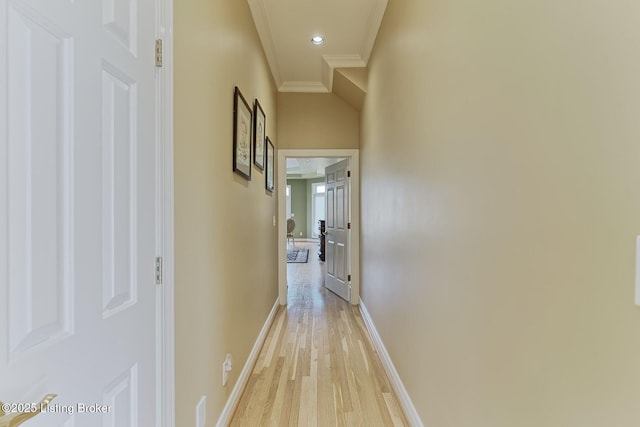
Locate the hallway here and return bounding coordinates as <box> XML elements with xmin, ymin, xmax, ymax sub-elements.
<box><xmin>230</xmin><ymin>241</ymin><xmax>407</xmax><ymax>426</ymax></box>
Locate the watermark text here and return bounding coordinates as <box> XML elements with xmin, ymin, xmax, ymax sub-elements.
<box><xmin>1</xmin><ymin>402</ymin><xmax>112</xmax><ymax>415</ymax></box>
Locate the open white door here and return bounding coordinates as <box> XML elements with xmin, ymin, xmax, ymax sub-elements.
<box><xmin>0</xmin><ymin>0</ymin><xmax>161</xmax><ymax>425</ymax></box>
<box><xmin>324</xmin><ymin>159</ymin><xmax>350</xmax><ymax>301</ymax></box>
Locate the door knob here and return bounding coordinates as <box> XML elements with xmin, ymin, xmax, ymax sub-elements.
<box><xmin>0</xmin><ymin>394</ymin><xmax>57</xmax><ymax>427</ymax></box>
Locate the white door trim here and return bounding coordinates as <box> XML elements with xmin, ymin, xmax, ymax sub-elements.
<box><xmin>156</xmin><ymin>0</ymin><xmax>175</xmax><ymax>425</ymax></box>
<box><xmin>277</xmin><ymin>149</ymin><xmax>360</xmax><ymax>306</ymax></box>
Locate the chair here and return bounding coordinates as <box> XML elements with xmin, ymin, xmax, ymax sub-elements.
<box><xmin>286</xmin><ymin>218</ymin><xmax>296</xmax><ymax>245</ymax></box>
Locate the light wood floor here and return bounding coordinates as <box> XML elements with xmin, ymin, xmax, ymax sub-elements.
<box><xmin>229</xmin><ymin>241</ymin><xmax>408</xmax><ymax>426</ymax></box>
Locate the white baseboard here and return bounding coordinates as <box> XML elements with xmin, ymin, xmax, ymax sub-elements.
<box><xmin>215</xmin><ymin>298</ymin><xmax>280</xmax><ymax>427</ymax></box>
<box><xmin>359</xmin><ymin>300</ymin><xmax>425</xmax><ymax>427</ymax></box>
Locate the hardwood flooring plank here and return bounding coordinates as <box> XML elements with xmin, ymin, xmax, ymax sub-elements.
<box><xmin>279</xmin><ymin>379</ymin><xmax>294</xmax><ymax>426</ymax></box>
<box><xmin>298</xmin><ymin>376</ymin><xmax>318</xmax><ymax>427</ymax></box>
<box><xmin>258</xmin><ymin>354</ymin><xmax>284</xmax><ymax>425</ymax></box>
<box><xmin>258</xmin><ymin>308</ymin><xmax>286</xmax><ymax>372</ymax></box>
<box><xmin>384</xmin><ymin>392</ymin><xmax>408</xmax><ymax>427</ymax></box>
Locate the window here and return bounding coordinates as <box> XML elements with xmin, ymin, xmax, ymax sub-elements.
<box><xmin>286</xmin><ymin>185</ymin><xmax>292</xmax><ymax>219</ymax></box>
<box><xmin>311</xmin><ymin>182</ymin><xmax>326</xmax><ymax>238</ymax></box>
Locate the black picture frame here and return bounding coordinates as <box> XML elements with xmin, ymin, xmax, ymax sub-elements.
<box><xmin>233</xmin><ymin>86</ymin><xmax>252</xmax><ymax>180</ymax></box>
<box><xmin>253</xmin><ymin>99</ymin><xmax>266</xmax><ymax>171</ymax></box>
<box><xmin>266</xmin><ymin>137</ymin><xmax>275</xmax><ymax>192</ymax></box>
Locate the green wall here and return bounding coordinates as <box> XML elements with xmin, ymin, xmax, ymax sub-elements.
<box><xmin>287</xmin><ymin>179</ymin><xmax>307</xmax><ymax>238</ymax></box>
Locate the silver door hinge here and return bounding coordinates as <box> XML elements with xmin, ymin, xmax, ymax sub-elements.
<box><xmin>155</xmin><ymin>39</ymin><xmax>163</xmax><ymax>67</ymax></box>
<box><xmin>155</xmin><ymin>256</ymin><xmax>163</xmax><ymax>284</ymax></box>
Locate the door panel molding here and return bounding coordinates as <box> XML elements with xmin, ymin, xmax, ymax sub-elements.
<box><xmin>7</xmin><ymin>1</ymin><xmax>75</xmax><ymax>358</ymax></box>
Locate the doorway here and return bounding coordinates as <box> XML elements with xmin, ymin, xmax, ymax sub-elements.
<box><xmin>277</xmin><ymin>149</ymin><xmax>360</xmax><ymax>306</ymax></box>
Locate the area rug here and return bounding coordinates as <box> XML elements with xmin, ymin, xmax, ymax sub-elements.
<box><xmin>287</xmin><ymin>248</ymin><xmax>309</xmax><ymax>263</ymax></box>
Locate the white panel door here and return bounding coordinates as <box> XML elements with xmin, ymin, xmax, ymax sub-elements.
<box><xmin>324</xmin><ymin>159</ymin><xmax>350</xmax><ymax>301</ymax></box>
<box><xmin>0</xmin><ymin>0</ymin><xmax>159</xmax><ymax>425</ymax></box>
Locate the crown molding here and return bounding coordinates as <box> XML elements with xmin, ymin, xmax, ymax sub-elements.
<box><xmin>247</xmin><ymin>0</ymin><xmax>283</xmax><ymax>88</ymax></box>
<box><xmin>279</xmin><ymin>81</ymin><xmax>329</xmax><ymax>93</ymax></box>
<box><xmin>322</xmin><ymin>55</ymin><xmax>366</xmax><ymax>92</ymax></box>
<box><xmin>360</xmin><ymin>0</ymin><xmax>388</xmax><ymax>63</ymax></box>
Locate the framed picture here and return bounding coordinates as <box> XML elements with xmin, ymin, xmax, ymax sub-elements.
<box><xmin>233</xmin><ymin>86</ymin><xmax>252</xmax><ymax>180</ymax></box>
<box><xmin>253</xmin><ymin>99</ymin><xmax>266</xmax><ymax>171</ymax></box>
<box><xmin>266</xmin><ymin>137</ymin><xmax>275</xmax><ymax>192</ymax></box>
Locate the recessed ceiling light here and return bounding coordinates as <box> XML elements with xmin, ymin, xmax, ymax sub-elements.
<box><xmin>311</xmin><ymin>36</ymin><xmax>324</xmax><ymax>45</ymax></box>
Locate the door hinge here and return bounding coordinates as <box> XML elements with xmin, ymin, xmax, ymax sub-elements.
<box><xmin>348</xmin><ymin>274</ymin><xmax>352</xmax><ymax>282</ymax></box>
<box><xmin>347</xmin><ymin>170</ymin><xmax>351</xmax><ymax>178</ymax></box>
<box><xmin>155</xmin><ymin>256</ymin><xmax>163</xmax><ymax>284</ymax></box>
<box><xmin>155</xmin><ymin>39</ymin><xmax>163</xmax><ymax>67</ymax></box>
<box><xmin>347</xmin><ymin>222</ymin><xmax>351</xmax><ymax>230</ymax></box>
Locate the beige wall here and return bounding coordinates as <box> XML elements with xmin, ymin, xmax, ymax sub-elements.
<box><xmin>361</xmin><ymin>0</ymin><xmax>640</xmax><ymax>426</ymax></box>
<box><xmin>174</xmin><ymin>0</ymin><xmax>278</xmax><ymax>425</ymax></box>
<box><xmin>277</xmin><ymin>93</ymin><xmax>359</xmax><ymax>149</ymax></box>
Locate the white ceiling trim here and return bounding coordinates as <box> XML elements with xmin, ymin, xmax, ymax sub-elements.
<box><xmin>322</xmin><ymin>55</ymin><xmax>367</xmax><ymax>92</ymax></box>
<box><xmin>323</xmin><ymin>55</ymin><xmax>367</xmax><ymax>69</ymax></box>
<box><xmin>360</xmin><ymin>0</ymin><xmax>388</xmax><ymax>63</ymax></box>
<box><xmin>279</xmin><ymin>81</ymin><xmax>329</xmax><ymax>93</ymax></box>
<box><xmin>247</xmin><ymin>0</ymin><xmax>283</xmax><ymax>88</ymax></box>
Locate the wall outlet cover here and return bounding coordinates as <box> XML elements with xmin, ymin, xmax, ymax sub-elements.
<box><xmin>222</xmin><ymin>353</ymin><xmax>233</xmax><ymax>386</ymax></box>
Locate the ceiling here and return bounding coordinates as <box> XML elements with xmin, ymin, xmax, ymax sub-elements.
<box><xmin>247</xmin><ymin>0</ymin><xmax>388</xmax><ymax>94</ymax></box>
<box><xmin>286</xmin><ymin>158</ymin><xmax>345</xmax><ymax>179</ymax></box>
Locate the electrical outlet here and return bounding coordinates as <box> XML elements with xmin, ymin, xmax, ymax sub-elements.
<box><xmin>299</xmin><ymin>232</ymin><xmax>302</xmax><ymax>236</ymax></box>
<box><xmin>272</xmin><ymin>215</ymin><xmax>276</xmax><ymax>226</ymax></box>
<box><xmin>222</xmin><ymin>354</ymin><xmax>233</xmax><ymax>386</ymax></box>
